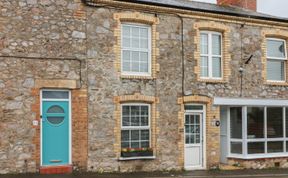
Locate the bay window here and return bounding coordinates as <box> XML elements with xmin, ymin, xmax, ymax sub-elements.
<box><xmin>266</xmin><ymin>38</ymin><xmax>287</xmax><ymax>82</ymax></box>
<box><xmin>229</xmin><ymin>106</ymin><xmax>288</xmax><ymax>158</ymax></box>
<box><xmin>200</xmin><ymin>31</ymin><xmax>222</xmax><ymax>79</ymax></box>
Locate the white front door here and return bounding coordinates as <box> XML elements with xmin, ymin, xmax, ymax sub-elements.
<box><xmin>184</xmin><ymin>113</ymin><xmax>204</xmax><ymax>170</ymax></box>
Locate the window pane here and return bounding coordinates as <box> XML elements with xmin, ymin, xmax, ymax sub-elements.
<box><xmin>121</xmin><ymin>142</ymin><xmax>129</xmax><ymax>148</ymax></box>
<box><xmin>42</xmin><ymin>91</ymin><xmax>69</xmax><ymax>99</ymax></box>
<box><xmin>140</xmin><ymin>38</ymin><xmax>148</xmax><ymax>49</ymax></box>
<box><xmin>141</xmin><ymin>116</ymin><xmax>148</xmax><ymax>126</ymax></box>
<box><xmin>267</xmin><ymin>39</ymin><xmax>286</xmax><ymax>58</ymax></box>
<box><xmin>121</xmin><ymin>130</ymin><xmax>129</xmax><ymax>142</ymax></box>
<box><xmin>131</xmin><ymin>106</ymin><xmax>140</xmax><ymax>116</ymax></box>
<box><xmin>267</xmin><ymin>107</ymin><xmax>283</xmax><ymax>138</ymax></box>
<box><xmin>132</xmin><ymin>27</ymin><xmax>139</xmax><ymax>37</ymax></box>
<box><xmin>131</xmin><ymin>51</ymin><xmax>140</xmax><ymax>72</ymax></box>
<box><xmin>248</xmin><ymin>142</ymin><xmax>265</xmax><ymax>154</ymax></box>
<box><xmin>268</xmin><ymin>141</ymin><xmax>283</xmax><ymax>153</ymax></box>
<box><xmin>200</xmin><ymin>33</ymin><xmax>208</xmax><ymax>54</ymax></box>
<box><xmin>131</xmin><ymin>142</ymin><xmax>140</xmax><ymax>148</ymax></box>
<box><xmin>140</xmin><ymin>52</ymin><xmax>148</xmax><ymax>73</ymax></box>
<box><xmin>122</xmin><ymin>51</ymin><xmax>131</xmax><ymax>72</ymax></box>
<box><xmin>139</xmin><ymin>63</ymin><xmax>148</xmax><ymax>73</ymax></box>
<box><xmin>131</xmin><ymin>117</ymin><xmax>140</xmax><ymax>126</ymax></box>
<box><xmin>247</xmin><ymin>107</ymin><xmax>264</xmax><ymax>139</ymax></box>
<box><xmin>122</xmin><ymin>25</ymin><xmax>130</xmax><ymax>37</ymax></box>
<box><xmin>230</xmin><ymin>107</ymin><xmax>242</xmax><ymax>139</ymax></box>
<box><xmin>201</xmin><ymin>56</ymin><xmax>208</xmax><ymax>77</ymax></box>
<box><xmin>131</xmin><ymin>130</ymin><xmax>140</xmax><ymax>141</ymax></box>
<box><xmin>140</xmin><ymin>28</ymin><xmax>148</xmax><ymax>38</ymax></box>
<box><xmin>132</xmin><ymin>38</ymin><xmax>140</xmax><ymax>48</ymax></box>
<box><xmin>122</xmin><ymin>116</ymin><xmax>130</xmax><ymax>126</ymax></box>
<box><xmin>286</xmin><ymin>108</ymin><xmax>288</xmax><ymax>138</ymax></box>
<box><xmin>212</xmin><ymin>34</ymin><xmax>221</xmax><ymax>55</ymax></box>
<box><xmin>47</xmin><ymin>106</ymin><xmax>64</xmax><ymax>113</ymax></box>
<box><xmin>231</xmin><ymin>142</ymin><xmax>242</xmax><ymax>154</ymax></box>
<box><xmin>140</xmin><ymin>130</ymin><xmax>149</xmax><ymax>140</ymax></box>
<box><xmin>122</xmin><ymin>106</ymin><xmax>130</xmax><ymax>116</ymax></box>
<box><xmin>184</xmin><ymin>105</ymin><xmax>203</xmax><ymax>110</ymax></box>
<box><xmin>122</xmin><ymin>62</ymin><xmax>130</xmax><ymax>72</ymax></box>
<box><xmin>140</xmin><ymin>52</ymin><xmax>148</xmax><ymax>63</ymax></box>
<box><xmin>267</xmin><ymin>60</ymin><xmax>285</xmax><ymax>81</ymax></box>
<box><xmin>212</xmin><ymin>57</ymin><xmax>221</xmax><ymax>78</ymax></box>
<box><xmin>141</xmin><ymin>106</ymin><xmax>149</xmax><ymax>116</ymax></box>
<box><xmin>141</xmin><ymin>141</ymin><xmax>149</xmax><ymax>148</ymax></box>
<box><xmin>47</xmin><ymin>116</ymin><xmax>64</xmax><ymax>125</ymax></box>
<box><xmin>122</xmin><ymin>50</ymin><xmax>130</xmax><ymax>62</ymax></box>
<box><xmin>122</xmin><ymin>37</ymin><xmax>130</xmax><ymax>48</ymax></box>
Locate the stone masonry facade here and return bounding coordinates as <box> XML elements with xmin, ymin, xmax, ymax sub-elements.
<box><xmin>1</xmin><ymin>0</ymin><xmax>288</xmax><ymax>174</ymax></box>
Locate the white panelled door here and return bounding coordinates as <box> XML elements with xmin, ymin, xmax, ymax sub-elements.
<box><xmin>184</xmin><ymin>113</ymin><xmax>204</xmax><ymax>170</ymax></box>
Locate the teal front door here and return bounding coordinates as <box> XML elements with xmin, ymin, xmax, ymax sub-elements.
<box><xmin>42</xmin><ymin>101</ymin><xmax>69</xmax><ymax>166</ymax></box>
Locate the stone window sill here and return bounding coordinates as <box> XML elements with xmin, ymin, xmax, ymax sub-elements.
<box><xmin>118</xmin><ymin>156</ymin><xmax>156</xmax><ymax>161</ymax></box>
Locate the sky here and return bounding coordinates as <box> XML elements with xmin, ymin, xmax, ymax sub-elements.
<box><xmin>192</xmin><ymin>0</ymin><xmax>288</xmax><ymax>18</ymax></box>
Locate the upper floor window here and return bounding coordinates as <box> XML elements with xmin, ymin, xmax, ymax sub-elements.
<box><xmin>200</xmin><ymin>31</ymin><xmax>222</xmax><ymax>79</ymax></box>
<box><xmin>266</xmin><ymin>38</ymin><xmax>287</xmax><ymax>82</ymax></box>
<box><xmin>121</xmin><ymin>24</ymin><xmax>151</xmax><ymax>76</ymax></box>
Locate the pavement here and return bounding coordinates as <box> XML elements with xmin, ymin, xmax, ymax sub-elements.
<box><xmin>2</xmin><ymin>169</ymin><xmax>288</xmax><ymax>178</ymax></box>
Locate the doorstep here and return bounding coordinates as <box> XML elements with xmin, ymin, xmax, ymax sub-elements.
<box><xmin>39</xmin><ymin>165</ymin><xmax>72</xmax><ymax>174</ymax></box>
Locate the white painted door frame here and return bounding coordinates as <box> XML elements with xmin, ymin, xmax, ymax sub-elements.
<box><xmin>184</xmin><ymin>104</ymin><xmax>206</xmax><ymax>170</ymax></box>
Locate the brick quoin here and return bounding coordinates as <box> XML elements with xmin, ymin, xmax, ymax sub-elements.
<box><xmin>217</xmin><ymin>0</ymin><xmax>257</xmax><ymax>11</ymax></box>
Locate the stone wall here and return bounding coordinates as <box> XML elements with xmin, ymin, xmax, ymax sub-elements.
<box><xmin>0</xmin><ymin>57</ymin><xmax>81</xmax><ymax>173</ymax></box>
<box><xmin>1</xmin><ymin>0</ymin><xmax>288</xmax><ymax>174</ymax></box>
<box><xmin>86</xmin><ymin>6</ymin><xmax>288</xmax><ymax>172</ymax></box>
<box><xmin>228</xmin><ymin>158</ymin><xmax>288</xmax><ymax>169</ymax></box>
<box><xmin>0</xmin><ymin>0</ymin><xmax>86</xmax><ymax>58</ymax></box>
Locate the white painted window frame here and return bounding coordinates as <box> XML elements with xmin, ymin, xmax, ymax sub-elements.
<box><xmin>121</xmin><ymin>23</ymin><xmax>152</xmax><ymax>77</ymax></box>
<box><xmin>266</xmin><ymin>38</ymin><xmax>287</xmax><ymax>83</ymax></box>
<box><xmin>200</xmin><ymin>31</ymin><xmax>223</xmax><ymax>80</ymax></box>
<box><xmin>40</xmin><ymin>89</ymin><xmax>72</xmax><ymax>166</ymax></box>
<box><xmin>120</xmin><ymin>103</ymin><xmax>151</xmax><ymax>149</ymax></box>
<box><xmin>228</xmin><ymin>106</ymin><xmax>288</xmax><ymax>159</ymax></box>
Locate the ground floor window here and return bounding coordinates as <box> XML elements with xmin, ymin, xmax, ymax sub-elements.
<box><xmin>229</xmin><ymin>106</ymin><xmax>288</xmax><ymax>158</ymax></box>
<box><xmin>120</xmin><ymin>104</ymin><xmax>153</xmax><ymax>158</ymax></box>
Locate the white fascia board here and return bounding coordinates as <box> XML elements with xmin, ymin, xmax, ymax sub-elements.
<box><xmin>213</xmin><ymin>97</ymin><xmax>288</xmax><ymax>106</ymax></box>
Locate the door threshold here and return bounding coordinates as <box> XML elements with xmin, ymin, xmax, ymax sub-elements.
<box><xmin>40</xmin><ymin>165</ymin><xmax>72</xmax><ymax>174</ymax></box>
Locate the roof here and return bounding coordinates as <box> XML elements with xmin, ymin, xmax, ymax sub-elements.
<box><xmin>87</xmin><ymin>0</ymin><xmax>288</xmax><ymax>23</ymax></box>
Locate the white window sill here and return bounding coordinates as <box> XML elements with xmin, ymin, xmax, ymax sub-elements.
<box><xmin>267</xmin><ymin>80</ymin><xmax>286</xmax><ymax>83</ymax></box>
<box><xmin>200</xmin><ymin>77</ymin><xmax>223</xmax><ymax>80</ymax></box>
<box><xmin>228</xmin><ymin>153</ymin><xmax>288</xmax><ymax>160</ymax></box>
<box><xmin>118</xmin><ymin>156</ymin><xmax>156</xmax><ymax>161</ymax></box>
